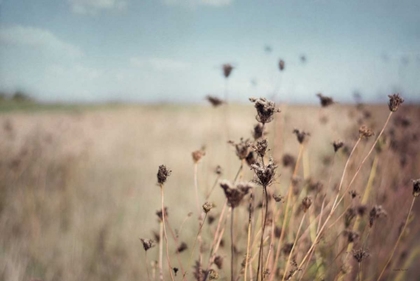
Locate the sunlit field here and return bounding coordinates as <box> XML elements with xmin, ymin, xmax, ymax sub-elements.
<box><xmin>1</xmin><ymin>99</ymin><xmax>419</xmax><ymax>281</ymax></box>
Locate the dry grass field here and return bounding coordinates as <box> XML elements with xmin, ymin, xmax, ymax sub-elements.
<box><xmin>0</xmin><ymin>100</ymin><xmax>419</xmax><ymax>281</ymax></box>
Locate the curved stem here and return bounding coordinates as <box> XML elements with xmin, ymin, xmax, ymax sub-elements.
<box><xmin>295</xmin><ymin>112</ymin><xmax>394</xmax><ymax>280</ymax></box>
<box><xmin>376</xmin><ymin>197</ymin><xmax>416</xmax><ymax>281</ymax></box>
<box><xmin>282</xmin><ymin>213</ymin><xmax>306</xmax><ymax>281</ymax></box>
<box><xmin>270</xmin><ymin>143</ymin><xmax>304</xmax><ymax>281</ymax></box>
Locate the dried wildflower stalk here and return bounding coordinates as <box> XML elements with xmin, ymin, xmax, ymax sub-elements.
<box><xmin>140</xmin><ymin>238</ymin><xmax>155</xmax><ymax>281</ymax></box>
<box><xmin>220</xmin><ymin>180</ymin><xmax>252</xmax><ymax>281</ymax></box>
<box><xmin>157</xmin><ymin>165</ymin><xmax>175</xmax><ymax>281</ymax></box>
<box><xmin>248</xmin><ymin>97</ymin><xmax>279</xmax><ymax>281</ymax></box>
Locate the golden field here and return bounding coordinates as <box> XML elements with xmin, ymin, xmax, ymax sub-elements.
<box><xmin>0</xmin><ymin>101</ymin><xmax>419</xmax><ymax>281</ymax></box>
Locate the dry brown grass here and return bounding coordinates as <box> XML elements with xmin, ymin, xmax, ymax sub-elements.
<box><xmin>0</xmin><ymin>102</ymin><xmax>419</xmax><ymax>281</ymax></box>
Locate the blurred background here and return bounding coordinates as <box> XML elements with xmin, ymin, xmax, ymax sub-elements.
<box><xmin>1</xmin><ymin>1</ymin><xmax>420</xmax><ymax>281</ymax></box>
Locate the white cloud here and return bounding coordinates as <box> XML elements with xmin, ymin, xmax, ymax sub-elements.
<box><xmin>163</xmin><ymin>0</ymin><xmax>232</xmax><ymax>8</ymax></box>
<box><xmin>68</xmin><ymin>0</ymin><xmax>128</xmax><ymax>14</ymax></box>
<box><xmin>200</xmin><ymin>0</ymin><xmax>231</xmax><ymax>7</ymax></box>
<box><xmin>130</xmin><ymin>57</ymin><xmax>191</xmax><ymax>71</ymax></box>
<box><xmin>0</xmin><ymin>25</ymin><xmax>83</xmax><ymax>58</ymax></box>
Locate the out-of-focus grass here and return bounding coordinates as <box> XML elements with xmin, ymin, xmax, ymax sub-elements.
<box><xmin>0</xmin><ymin>102</ymin><xmax>419</xmax><ymax>281</ymax></box>
<box><xmin>0</xmin><ymin>100</ymin><xmax>131</xmax><ymax>114</ymax></box>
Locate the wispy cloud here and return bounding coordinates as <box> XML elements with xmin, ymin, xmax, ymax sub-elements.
<box><xmin>130</xmin><ymin>57</ymin><xmax>191</xmax><ymax>71</ymax></box>
<box><xmin>68</xmin><ymin>0</ymin><xmax>128</xmax><ymax>15</ymax></box>
<box><xmin>163</xmin><ymin>0</ymin><xmax>233</xmax><ymax>8</ymax></box>
<box><xmin>0</xmin><ymin>25</ymin><xmax>83</xmax><ymax>58</ymax></box>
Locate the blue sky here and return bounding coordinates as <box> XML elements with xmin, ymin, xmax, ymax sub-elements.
<box><xmin>0</xmin><ymin>0</ymin><xmax>419</xmax><ymax>103</ymax></box>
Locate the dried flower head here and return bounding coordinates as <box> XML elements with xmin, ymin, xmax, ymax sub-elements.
<box><xmin>222</xmin><ymin>63</ymin><xmax>234</xmax><ymax>78</ymax></box>
<box><xmin>282</xmin><ymin>243</ymin><xmax>293</xmax><ymax>255</ymax></box>
<box><xmin>369</xmin><ymin>205</ymin><xmax>387</xmax><ymax>227</ymax></box>
<box><xmin>192</xmin><ymin>149</ymin><xmax>206</xmax><ymax>163</ymax></box>
<box><xmin>388</xmin><ymin>93</ymin><xmax>404</xmax><ymax>112</ymax></box>
<box><xmin>282</xmin><ymin>153</ymin><xmax>296</xmax><ymax>168</ymax></box>
<box><xmin>349</xmin><ymin>190</ymin><xmax>358</xmax><ymax>199</ymax></box>
<box><xmin>245</xmin><ymin>151</ymin><xmax>257</xmax><ymax>166</ymax></box>
<box><xmin>293</xmin><ymin>129</ymin><xmax>310</xmax><ymax>144</ymax></box>
<box><xmin>306</xmin><ymin>178</ymin><xmax>323</xmax><ymax>193</ymax></box>
<box><xmin>157</xmin><ymin>165</ymin><xmax>171</xmax><ymax>185</ymax></box>
<box><xmin>176</xmin><ymin>242</ymin><xmax>188</xmax><ymax>253</ymax></box>
<box><xmin>229</xmin><ymin>138</ymin><xmax>251</xmax><ymax>160</ymax></box>
<box><xmin>254</xmin><ymin>138</ymin><xmax>268</xmax><ymax>157</ymax></box>
<box><xmin>220</xmin><ymin>181</ymin><xmax>252</xmax><ymax>208</ymax></box>
<box><xmin>252</xmin><ymin>123</ymin><xmax>265</xmax><ymax>140</ymax></box>
<box><xmin>316</xmin><ymin>93</ymin><xmax>334</xmax><ymax>107</ymax></box>
<box><xmin>343</xmin><ymin>230</ymin><xmax>359</xmax><ymax>243</ymax></box>
<box><xmin>215</xmin><ymin>165</ymin><xmax>222</xmax><ymax>175</ymax></box>
<box><xmin>278</xmin><ymin>59</ymin><xmax>285</xmax><ymax>71</ymax></box>
<box><xmin>301</xmin><ymin>196</ymin><xmax>312</xmax><ymax>212</ymax></box>
<box><xmin>202</xmin><ymin>202</ymin><xmax>215</xmax><ymax>213</ymax></box>
<box><xmin>352</xmin><ymin>248</ymin><xmax>369</xmax><ymax>263</ymax></box>
<box><xmin>207</xmin><ymin>214</ymin><xmax>215</xmax><ymax>225</ymax></box>
<box><xmin>214</xmin><ymin>255</ymin><xmax>223</xmax><ymax>269</ymax></box>
<box><xmin>173</xmin><ymin>267</ymin><xmax>179</xmax><ymax>276</ymax></box>
<box><xmin>156</xmin><ymin>207</ymin><xmax>169</xmax><ymax>222</ymax></box>
<box><xmin>359</xmin><ymin>125</ymin><xmax>374</xmax><ymax>139</ymax></box>
<box><xmin>273</xmin><ymin>194</ymin><xmax>284</xmax><ymax>202</ymax></box>
<box><xmin>249</xmin><ymin>97</ymin><xmax>280</xmax><ymax>124</ymax></box>
<box><xmin>206</xmin><ymin>95</ymin><xmax>224</xmax><ymax>107</ymax></box>
<box><xmin>344</xmin><ymin>208</ymin><xmax>356</xmax><ymax>228</ymax></box>
<box><xmin>250</xmin><ymin>158</ymin><xmax>278</xmax><ymax>186</ymax></box>
<box><xmin>140</xmin><ymin>238</ymin><xmax>155</xmax><ymax>251</ymax></box>
<box><xmin>333</xmin><ymin>140</ymin><xmax>344</xmax><ymax>152</ymax></box>
<box><xmin>208</xmin><ymin>269</ymin><xmax>219</xmax><ymax>280</ymax></box>
<box><xmin>193</xmin><ymin>260</ymin><xmax>204</xmax><ymax>281</ymax></box>
<box><xmin>412</xmin><ymin>179</ymin><xmax>420</xmax><ymax>197</ymax></box>
<box><xmin>357</xmin><ymin>205</ymin><xmax>367</xmax><ymax>216</ymax></box>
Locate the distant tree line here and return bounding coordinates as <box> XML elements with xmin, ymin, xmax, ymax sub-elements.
<box><xmin>0</xmin><ymin>90</ymin><xmax>34</xmax><ymax>102</ymax></box>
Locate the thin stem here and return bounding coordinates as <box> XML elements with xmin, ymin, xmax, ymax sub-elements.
<box><xmin>270</xmin><ymin>143</ymin><xmax>304</xmax><ymax>281</ymax></box>
<box><xmin>376</xmin><ymin>197</ymin><xmax>416</xmax><ymax>281</ymax></box>
<box><xmin>244</xmin><ymin>192</ymin><xmax>254</xmax><ymax>281</ymax></box>
<box><xmin>256</xmin><ymin>185</ymin><xmax>269</xmax><ymax>281</ymax></box>
<box><xmin>294</xmin><ymin>112</ymin><xmax>394</xmax><ymax>280</ymax></box>
<box><xmin>331</xmin><ymin>137</ymin><xmax>361</xmax><ymax>210</ymax></box>
<box><xmin>358</xmin><ymin>262</ymin><xmax>362</xmax><ymax>281</ymax></box>
<box><xmin>206</xmin><ymin>175</ymin><xmax>220</xmax><ymax>200</ymax></box>
<box><xmin>165</xmin><ymin>221</ymin><xmax>187</xmax><ymax>280</ymax></box>
<box><xmin>282</xmin><ymin>213</ymin><xmax>306</xmax><ymax>281</ymax></box>
<box><xmin>159</xmin><ymin>218</ymin><xmax>163</xmax><ymax>281</ymax></box>
<box><xmin>188</xmin><ymin>213</ymin><xmax>208</xmax><ymax>268</ymax></box>
<box><xmin>233</xmin><ymin>160</ymin><xmax>244</xmax><ymax>184</ymax></box>
<box><xmin>194</xmin><ymin>163</ymin><xmax>200</xmax><ymax>214</ymax></box>
<box><xmin>231</xmin><ymin>208</ymin><xmax>235</xmax><ymax>281</ymax></box>
<box><xmin>145</xmin><ymin>251</ymin><xmax>151</xmax><ymax>281</ymax></box>
<box><xmin>333</xmin><ymin>112</ymin><xmax>393</xmax><ymax>215</ymax></box>
<box><xmin>161</xmin><ymin>185</ymin><xmax>175</xmax><ymax>281</ymax></box>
